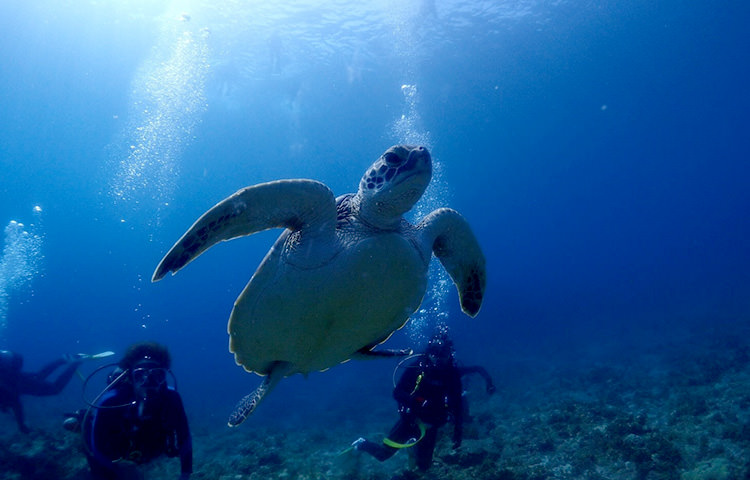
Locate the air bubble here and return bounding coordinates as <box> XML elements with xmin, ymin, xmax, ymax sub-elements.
<box><xmin>390</xmin><ymin>83</ymin><xmax>452</xmax><ymax>344</ymax></box>
<box><xmin>0</xmin><ymin>212</ymin><xmax>44</xmax><ymax>331</ymax></box>
<box><xmin>109</xmin><ymin>19</ymin><xmax>210</xmax><ymax>227</ymax></box>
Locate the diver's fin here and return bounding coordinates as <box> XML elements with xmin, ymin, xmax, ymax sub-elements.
<box><xmin>68</xmin><ymin>351</ymin><xmax>115</xmax><ymax>362</ymax></box>
<box><xmin>339</xmin><ymin>437</ymin><xmax>366</xmax><ymax>456</ymax></box>
<box><xmin>227</xmin><ymin>362</ymin><xmax>291</xmax><ymax>427</ymax></box>
<box><xmin>90</xmin><ymin>351</ymin><xmax>115</xmax><ymax>360</ymax></box>
<box><xmin>73</xmin><ymin>351</ymin><xmax>114</xmax><ymax>382</ymax></box>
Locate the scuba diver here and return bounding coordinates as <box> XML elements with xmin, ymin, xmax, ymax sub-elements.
<box><xmin>350</xmin><ymin>330</ymin><xmax>495</xmax><ymax>473</ymax></box>
<box><xmin>0</xmin><ymin>349</ymin><xmax>88</xmax><ymax>433</ymax></box>
<box><xmin>69</xmin><ymin>341</ymin><xmax>192</xmax><ymax>480</ymax></box>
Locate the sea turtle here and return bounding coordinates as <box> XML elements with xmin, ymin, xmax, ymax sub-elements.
<box><xmin>152</xmin><ymin>145</ymin><xmax>486</xmax><ymax>426</ymax></box>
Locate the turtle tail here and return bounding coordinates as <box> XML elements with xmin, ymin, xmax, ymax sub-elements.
<box><xmin>227</xmin><ymin>362</ymin><xmax>289</xmax><ymax>427</ymax></box>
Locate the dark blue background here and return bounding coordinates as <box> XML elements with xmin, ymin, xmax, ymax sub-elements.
<box><xmin>1</xmin><ymin>0</ymin><xmax>748</xmax><ymax>431</ymax></box>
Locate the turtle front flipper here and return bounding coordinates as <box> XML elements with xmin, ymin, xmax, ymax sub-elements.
<box><xmin>153</xmin><ymin>179</ymin><xmax>336</xmax><ymax>281</ymax></box>
<box><xmin>228</xmin><ymin>361</ymin><xmax>292</xmax><ymax>427</ymax></box>
<box><xmin>418</xmin><ymin>208</ymin><xmax>487</xmax><ymax>317</ymax></box>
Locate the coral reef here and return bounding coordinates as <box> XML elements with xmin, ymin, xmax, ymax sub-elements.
<box><xmin>2</xmin><ymin>324</ymin><xmax>749</xmax><ymax>479</ymax></box>
<box><xmin>0</xmin><ymin>427</ymin><xmax>87</xmax><ymax>479</ymax></box>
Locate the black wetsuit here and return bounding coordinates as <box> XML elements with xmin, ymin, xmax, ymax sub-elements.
<box><xmin>358</xmin><ymin>356</ymin><xmax>465</xmax><ymax>471</ymax></box>
<box><xmin>357</xmin><ymin>355</ymin><xmax>496</xmax><ymax>471</ymax></box>
<box><xmin>0</xmin><ymin>356</ymin><xmax>80</xmax><ymax>433</ymax></box>
<box><xmin>83</xmin><ymin>384</ymin><xmax>192</xmax><ymax>480</ymax></box>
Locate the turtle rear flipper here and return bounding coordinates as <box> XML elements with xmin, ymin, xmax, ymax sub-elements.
<box><xmin>228</xmin><ymin>361</ymin><xmax>292</xmax><ymax>427</ymax></box>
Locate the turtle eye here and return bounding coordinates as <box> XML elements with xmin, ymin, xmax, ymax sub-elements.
<box><xmin>383</xmin><ymin>152</ymin><xmax>402</xmax><ymax>166</ymax></box>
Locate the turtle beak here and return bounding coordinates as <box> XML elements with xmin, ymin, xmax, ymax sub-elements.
<box><xmin>394</xmin><ymin>146</ymin><xmax>431</xmax><ymax>187</ymax></box>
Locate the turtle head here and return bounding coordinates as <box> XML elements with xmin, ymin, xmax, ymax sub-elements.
<box><xmin>356</xmin><ymin>145</ymin><xmax>432</xmax><ymax>228</ymax></box>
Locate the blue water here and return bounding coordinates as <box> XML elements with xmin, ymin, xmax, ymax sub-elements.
<box><xmin>1</xmin><ymin>0</ymin><xmax>748</xmax><ymax>434</ymax></box>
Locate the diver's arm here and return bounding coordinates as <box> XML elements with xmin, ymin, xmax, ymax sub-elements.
<box><xmin>452</xmin><ymin>418</ymin><xmax>463</xmax><ymax>449</ymax></box>
<box><xmin>84</xmin><ymin>392</ymin><xmax>130</xmax><ymax>477</ymax></box>
<box><xmin>449</xmin><ymin>369</ymin><xmax>464</xmax><ymax>448</ymax></box>
<box><xmin>172</xmin><ymin>392</ymin><xmax>193</xmax><ymax>477</ymax></box>
<box><xmin>459</xmin><ymin>365</ymin><xmax>496</xmax><ymax>394</ymax></box>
